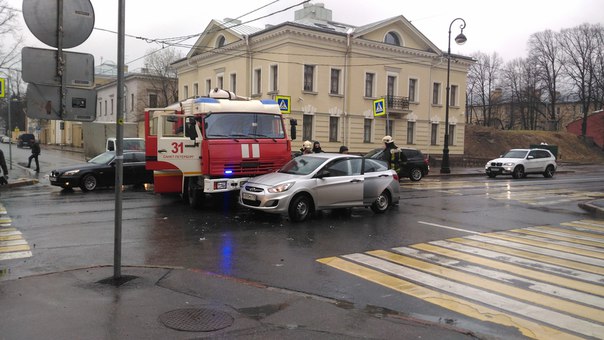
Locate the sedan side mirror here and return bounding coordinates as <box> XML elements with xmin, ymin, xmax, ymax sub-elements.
<box><xmin>315</xmin><ymin>169</ymin><xmax>331</xmax><ymax>179</ymax></box>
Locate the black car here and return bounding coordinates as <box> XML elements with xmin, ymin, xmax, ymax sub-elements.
<box><xmin>365</xmin><ymin>147</ymin><xmax>430</xmax><ymax>181</ymax></box>
<box><xmin>49</xmin><ymin>151</ymin><xmax>154</xmax><ymax>191</ymax></box>
<box><xmin>17</xmin><ymin>133</ymin><xmax>35</xmax><ymax>148</ymax></box>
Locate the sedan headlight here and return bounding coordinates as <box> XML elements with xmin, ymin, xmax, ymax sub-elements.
<box><xmin>267</xmin><ymin>182</ymin><xmax>294</xmax><ymax>193</ymax></box>
<box><xmin>64</xmin><ymin>169</ymin><xmax>81</xmax><ymax>176</ymax></box>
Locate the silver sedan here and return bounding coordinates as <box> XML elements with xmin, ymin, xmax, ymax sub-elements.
<box><xmin>239</xmin><ymin>153</ymin><xmax>400</xmax><ymax>222</ymax></box>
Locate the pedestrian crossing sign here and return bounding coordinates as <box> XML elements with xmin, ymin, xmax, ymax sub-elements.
<box><xmin>373</xmin><ymin>98</ymin><xmax>386</xmax><ymax>116</ymax></box>
<box><xmin>0</xmin><ymin>78</ymin><xmax>5</xmax><ymax>98</ymax></box>
<box><xmin>276</xmin><ymin>95</ymin><xmax>291</xmax><ymax>114</ymax></box>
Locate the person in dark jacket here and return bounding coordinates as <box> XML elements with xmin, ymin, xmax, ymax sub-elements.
<box><xmin>312</xmin><ymin>141</ymin><xmax>324</xmax><ymax>153</ymax></box>
<box><xmin>0</xmin><ymin>148</ymin><xmax>8</xmax><ymax>185</ymax></box>
<box><xmin>27</xmin><ymin>138</ymin><xmax>40</xmax><ymax>172</ymax></box>
<box><xmin>381</xmin><ymin>135</ymin><xmax>402</xmax><ymax>172</ymax></box>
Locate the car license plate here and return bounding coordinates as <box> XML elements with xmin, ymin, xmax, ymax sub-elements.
<box><xmin>49</xmin><ymin>176</ymin><xmax>56</xmax><ymax>181</ymax></box>
<box><xmin>242</xmin><ymin>192</ymin><xmax>256</xmax><ymax>201</ymax></box>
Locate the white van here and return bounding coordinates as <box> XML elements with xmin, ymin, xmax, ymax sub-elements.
<box><xmin>106</xmin><ymin>137</ymin><xmax>145</xmax><ymax>152</ymax></box>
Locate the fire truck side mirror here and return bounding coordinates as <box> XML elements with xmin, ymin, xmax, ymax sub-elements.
<box><xmin>185</xmin><ymin>117</ymin><xmax>198</xmax><ymax>140</ymax></box>
<box><xmin>289</xmin><ymin>119</ymin><xmax>297</xmax><ymax>140</ymax></box>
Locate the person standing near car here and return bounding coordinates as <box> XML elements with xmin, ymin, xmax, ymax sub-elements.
<box><xmin>381</xmin><ymin>135</ymin><xmax>402</xmax><ymax>173</ymax></box>
<box><xmin>0</xmin><ymin>148</ymin><xmax>8</xmax><ymax>185</ymax></box>
<box><xmin>27</xmin><ymin>138</ymin><xmax>40</xmax><ymax>172</ymax></box>
<box><xmin>312</xmin><ymin>141</ymin><xmax>324</xmax><ymax>153</ymax></box>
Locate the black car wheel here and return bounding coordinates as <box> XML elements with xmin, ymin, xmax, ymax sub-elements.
<box><xmin>80</xmin><ymin>174</ymin><xmax>98</xmax><ymax>191</ymax></box>
<box><xmin>371</xmin><ymin>190</ymin><xmax>391</xmax><ymax>213</ymax></box>
<box><xmin>512</xmin><ymin>166</ymin><xmax>525</xmax><ymax>179</ymax></box>
<box><xmin>543</xmin><ymin>165</ymin><xmax>555</xmax><ymax>178</ymax></box>
<box><xmin>409</xmin><ymin>167</ymin><xmax>423</xmax><ymax>181</ymax></box>
<box><xmin>288</xmin><ymin>194</ymin><xmax>313</xmax><ymax>222</ymax></box>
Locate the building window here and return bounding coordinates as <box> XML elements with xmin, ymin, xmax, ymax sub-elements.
<box><xmin>205</xmin><ymin>79</ymin><xmax>212</xmax><ymax>94</ymax></box>
<box><xmin>130</xmin><ymin>94</ymin><xmax>134</xmax><ymax>111</ymax></box>
<box><xmin>303</xmin><ymin>115</ymin><xmax>313</xmax><ymax>141</ymax></box>
<box><xmin>303</xmin><ymin>65</ymin><xmax>315</xmax><ymax>92</ymax></box>
<box><xmin>330</xmin><ymin>68</ymin><xmax>341</xmax><ymax>95</ymax></box>
<box><xmin>193</xmin><ymin>83</ymin><xmax>199</xmax><ymax>97</ymax></box>
<box><xmin>149</xmin><ymin>94</ymin><xmax>158</xmax><ymax>108</ymax></box>
<box><xmin>365</xmin><ymin>73</ymin><xmax>375</xmax><ymax>97</ymax></box>
<box><xmin>329</xmin><ymin>116</ymin><xmax>339</xmax><ymax>142</ymax></box>
<box><xmin>183</xmin><ymin>85</ymin><xmax>189</xmax><ymax>99</ymax></box>
<box><xmin>448</xmin><ymin>125</ymin><xmax>455</xmax><ymax>145</ymax></box>
<box><xmin>111</xmin><ymin>99</ymin><xmax>114</xmax><ymax>115</ymax></box>
<box><xmin>387</xmin><ymin>75</ymin><xmax>396</xmax><ymax>107</ymax></box>
<box><xmin>409</xmin><ymin>78</ymin><xmax>417</xmax><ymax>102</ymax></box>
<box><xmin>230</xmin><ymin>73</ymin><xmax>237</xmax><ymax>93</ymax></box>
<box><xmin>217</xmin><ymin>75</ymin><xmax>224</xmax><ymax>89</ymax></box>
<box><xmin>98</xmin><ymin>101</ymin><xmax>102</xmax><ymax>115</ymax></box>
<box><xmin>270</xmin><ymin>65</ymin><xmax>278</xmax><ymax>92</ymax></box>
<box><xmin>407</xmin><ymin>121</ymin><xmax>415</xmax><ymax>144</ymax></box>
<box><xmin>431</xmin><ymin>123</ymin><xmax>438</xmax><ymax>145</ymax></box>
<box><xmin>432</xmin><ymin>83</ymin><xmax>441</xmax><ymax>105</ymax></box>
<box><xmin>450</xmin><ymin>85</ymin><xmax>458</xmax><ymax>106</ymax></box>
<box><xmin>104</xmin><ymin>100</ymin><xmax>107</xmax><ymax>116</ymax></box>
<box><xmin>384</xmin><ymin>31</ymin><xmax>401</xmax><ymax>46</ymax></box>
<box><xmin>216</xmin><ymin>35</ymin><xmax>226</xmax><ymax>48</ymax></box>
<box><xmin>254</xmin><ymin>68</ymin><xmax>262</xmax><ymax>95</ymax></box>
<box><xmin>363</xmin><ymin>118</ymin><xmax>372</xmax><ymax>143</ymax></box>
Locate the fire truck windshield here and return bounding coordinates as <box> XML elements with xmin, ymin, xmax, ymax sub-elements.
<box><xmin>205</xmin><ymin>113</ymin><xmax>285</xmax><ymax>139</ymax></box>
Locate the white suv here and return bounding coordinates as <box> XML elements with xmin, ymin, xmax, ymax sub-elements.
<box><xmin>485</xmin><ymin>148</ymin><xmax>557</xmax><ymax>179</ymax></box>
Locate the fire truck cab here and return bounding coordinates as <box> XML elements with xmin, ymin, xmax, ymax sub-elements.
<box><xmin>145</xmin><ymin>89</ymin><xmax>292</xmax><ymax>207</ymax></box>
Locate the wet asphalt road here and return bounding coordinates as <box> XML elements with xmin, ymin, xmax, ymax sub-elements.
<box><xmin>2</xmin><ymin>144</ymin><xmax>604</xmax><ymax>339</ymax></box>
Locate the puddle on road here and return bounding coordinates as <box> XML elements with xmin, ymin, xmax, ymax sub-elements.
<box><xmin>0</xmin><ymin>267</ymin><xmax>10</xmax><ymax>278</ymax></box>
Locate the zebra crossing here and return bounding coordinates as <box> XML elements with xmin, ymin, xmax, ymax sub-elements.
<box><xmin>0</xmin><ymin>203</ymin><xmax>32</xmax><ymax>261</ymax></box>
<box><xmin>318</xmin><ymin>219</ymin><xmax>604</xmax><ymax>339</ymax></box>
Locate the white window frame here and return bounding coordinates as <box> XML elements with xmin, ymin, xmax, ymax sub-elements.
<box><xmin>253</xmin><ymin>68</ymin><xmax>262</xmax><ymax>95</ymax></box>
<box><xmin>205</xmin><ymin>79</ymin><xmax>212</xmax><ymax>94</ymax></box>
<box><xmin>329</xmin><ymin>67</ymin><xmax>342</xmax><ymax>95</ymax></box>
<box><xmin>303</xmin><ymin>64</ymin><xmax>316</xmax><ymax>93</ymax></box>
<box><xmin>432</xmin><ymin>82</ymin><xmax>442</xmax><ymax>105</ymax></box>
<box><xmin>408</xmin><ymin>78</ymin><xmax>418</xmax><ymax>103</ymax></box>
<box><xmin>450</xmin><ymin>84</ymin><xmax>459</xmax><ymax>107</ymax></box>
<box><xmin>183</xmin><ymin>85</ymin><xmax>189</xmax><ymax>100</ymax></box>
<box><xmin>193</xmin><ymin>83</ymin><xmax>199</xmax><ymax>97</ymax></box>
<box><xmin>269</xmin><ymin>64</ymin><xmax>278</xmax><ymax>93</ymax></box>
<box><xmin>230</xmin><ymin>73</ymin><xmax>237</xmax><ymax>93</ymax></box>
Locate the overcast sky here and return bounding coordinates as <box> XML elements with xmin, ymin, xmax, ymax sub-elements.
<box><xmin>7</xmin><ymin>0</ymin><xmax>604</xmax><ymax>71</ymax></box>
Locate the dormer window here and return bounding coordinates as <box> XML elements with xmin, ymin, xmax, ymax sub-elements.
<box><xmin>216</xmin><ymin>35</ymin><xmax>226</xmax><ymax>48</ymax></box>
<box><xmin>384</xmin><ymin>31</ymin><xmax>401</xmax><ymax>46</ymax></box>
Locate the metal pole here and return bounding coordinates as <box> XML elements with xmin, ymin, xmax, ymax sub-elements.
<box><xmin>7</xmin><ymin>76</ymin><xmax>12</xmax><ymax>170</ymax></box>
<box><xmin>113</xmin><ymin>0</ymin><xmax>126</xmax><ymax>280</ymax></box>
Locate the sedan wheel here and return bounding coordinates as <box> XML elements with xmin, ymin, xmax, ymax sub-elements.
<box><xmin>371</xmin><ymin>190</ymin><xmax>391</xmax><ymax>213</ymax></box>
<box><xmin>288</xmin><ymin>194</ymin><xmax>312</xmax><ymax>222</ymax></box>
<box><xmin>80</xmin><ymin>174</ymin><xmax>97</xmax><ymax>191</ymax></box>
<box><xmin>409</xmin><ymin>167</ymin><xmax>423</xmax><ymax>181</ymax></box>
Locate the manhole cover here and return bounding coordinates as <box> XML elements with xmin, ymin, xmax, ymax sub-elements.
<box><xmin>159</xmin><ymin>308</ymin><xmax>234</xmax><ymax>332</ymax></box>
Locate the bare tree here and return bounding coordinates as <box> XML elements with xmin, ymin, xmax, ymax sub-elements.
<box><xmin>142</xmin><ymin>47</ymin><xmax>181</xmax><ymax>107</ymax></box>
<box><xmin>467</xmin><ymin>51</ymin><xmax>503</xmax><ymax>126</ymax></box>
<box><xmin>0</xmin><ymin>1</ymin><xmax>22</xmax><ymax>72</ymax></box>
<box><xmin>528</xmin><ymin>29</ymin><xmax>564</xmax><ymax>130</ymax></box>
<box><xmin>559</xmin><ymin>23</ymin><xmax>601</xmax><ymax>137</ymax></box>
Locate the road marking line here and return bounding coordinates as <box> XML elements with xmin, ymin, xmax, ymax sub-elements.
<box><xmin>561</xmin><ymin>221</ymin><xmax>604</xmax><ymax>233</ymax></box>
<box><xmin>345</xmin><ymin>253</ymin><xmax>604</xmax><ymax>339</ymax></box>
<box><xmin>368</xmin><ymin>249</ymin><xmax>604</xmax><ymax>323</ymax></box>
<box><xmin>510</xmin><ymin>229</ymin><xmax>604</xmax><ymax>248</ymax></box>
<box><xmin>446</xmin><ymin>238</ymin><xmax>604</xmax><ymax>281</ymax></box>
<box><xmin>498</xmin><ymin>231</ymin><xmax>604</xmax><ymax>253</ymax></box>
<box><xmin>0</xmin><ymin>244</ymin><xmax>30</xmax><ymax>252</ymax></box>
<box><xmin>534</xmin><ymin>226</ymin><xmax>604</xmax><ymax>240</ymax></box>
<box><xmin>0</xmin><ymin>230</ymin><xmax>22</xmax><ymax>237</ymax></box>
<box><xmin>0</xmin><ymin>234</ymin><xmax>22</xmax><ymax>241</ymax></box>
<box><xmin>417</xmin><ymin>221</ymin><xmax>480</xmax><ymax>234</ymax></box>
<box><xmin>413</xmin><ymin>243</ymin><xmax>604</xmax><ymax>296</ymax></box>
<box><xmin>526</xmin><ymin>226</ymin><xmax>604</xmax><ymax>245</ymax></box>
<box><xmin>0</xmin><ymin>251</ymin><xmax>32</xmax><ymax>260</ymax></box>
<box><xmin>393</xmin><ymin>246</ymin><xmax>604</xmax><ymax>309</ymax></box>
<box><xmin>317</xmin><ymin>256</ymin><xmax>583</xmax><ymax>340</ymax></box>
<box><xmin>0</xmin><ymin>239</ymin><xmax>28</xmax><ymax>247</ymax></box>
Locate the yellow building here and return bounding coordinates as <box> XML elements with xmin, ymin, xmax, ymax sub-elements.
<box><xmin>174</xmin><ymin>3</ymin><xmax>473</xmax><ymax>156</ymax></box>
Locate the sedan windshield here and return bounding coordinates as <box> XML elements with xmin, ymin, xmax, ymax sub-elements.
<box><xmin>279</xmin><ymin>156</ymin><xmax>326</xmax><ymax>175</ymax></box>
<box><xmin>502</xmin><ymin>150</ymin><xmax>528</xmax><ymax>158</ymax></box>
<box><xmin>89</xmin><ymin>151</ymin><xmax>116</xmax><ymax>164</ymax></box>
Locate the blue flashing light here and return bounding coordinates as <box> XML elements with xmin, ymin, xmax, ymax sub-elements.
<box><xmin>260</xmin><ymin>99</ymin><xmax>277</xmax><ymax>105</ymax></box>
<box><xmin>224</xmin><ymin>170</ymin><xmax>233</xmax><ymax>175</ymax></box>
<box><xmin>194</xmin><ymin>97</ymin><xmax>220</xmax><ymax>104</ymax></box>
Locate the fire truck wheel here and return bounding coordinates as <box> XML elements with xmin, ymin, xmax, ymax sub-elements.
<box><xmin>288</xmin><ymin>194</ymin><xmax>313</xmax><ymax>222</ymax></box>
<box><xmin>187</xmin><ymin>177</ymin><xmax>204</xmax><ymax>208</ymax></box>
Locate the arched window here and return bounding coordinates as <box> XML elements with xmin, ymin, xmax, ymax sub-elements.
<box><xmin>216</xmin><ymin>36</ymin><xmax>226</xmax><ymax>48</ymax></box>
<box><xmin>384</xmin><ymin>31</ymin><xmax>401</xmax><ymax>46</ymax></box>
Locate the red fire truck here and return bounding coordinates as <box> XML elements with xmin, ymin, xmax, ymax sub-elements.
<box><xmin>145</xmin><ymin>89</ymin><xmax>292</xmax><ymax>207</ymax></box>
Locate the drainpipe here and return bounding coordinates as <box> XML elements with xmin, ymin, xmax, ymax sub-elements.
<box><xmin>343</xmin><ymin>28</ymin><xmax>354</xmax><ymax>147</ymax></box>
<box><xmin>245</xmin><ymin>35</ymin><xmax>252</xmax><ymax>97</ymax></box>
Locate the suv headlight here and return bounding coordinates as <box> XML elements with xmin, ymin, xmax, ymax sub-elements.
<box><xmin>268</xmin><ymin>182</ymin><xmax>294</xmax><ymax>193</ymax></box>
<box><xmin>503</xmin><ymin>162</ymin><xmax>515</xmax><ymax>166</ymax></box>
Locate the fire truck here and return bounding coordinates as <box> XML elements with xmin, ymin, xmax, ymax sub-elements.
<box><xmin>145</xmin><ymin>88</ymin><xmax>292</xmax><ymax>207</ymax></box>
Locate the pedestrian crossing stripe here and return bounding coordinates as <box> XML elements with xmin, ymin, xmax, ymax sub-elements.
<box><xmin>0</xmin><ymin>227</ymin><xmax>32</xmax><ymax>261</ymax></box>
<box><xmin>317</xmin><ymin>219</ymin><xmax>604</xmax><ymax>339</ymax></box>
<box><xmin>0</xmin><ymin>216</ymin><xmax>12</xmax><ymax>226</ymax></box>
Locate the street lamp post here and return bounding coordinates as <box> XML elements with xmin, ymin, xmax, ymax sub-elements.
<box><xmin>440</xmin><ymin>18</ymin><xmax>467</xmax><ymax>174</ymax></box>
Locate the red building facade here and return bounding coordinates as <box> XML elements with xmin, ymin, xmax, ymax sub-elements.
<box><xmin>566</xmin><ymin>110</ymin><xmax>604</xmax><ymax>149</ymax></box>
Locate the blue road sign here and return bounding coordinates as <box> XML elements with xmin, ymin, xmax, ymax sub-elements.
<box><xmin>276</xmin><ymin>95</ymin><xmax>291</xmax><ymax>114</ymax></box>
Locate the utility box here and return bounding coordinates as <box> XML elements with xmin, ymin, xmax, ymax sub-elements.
<box><xmin>530</xmin><ymin>144</ymin><xmax>558</xmax><ymax>158</ymax></box>
<box><xmin>82</xmin><ymin>122</ymin><xmax>138</xmax><ymax>159</ymax></box>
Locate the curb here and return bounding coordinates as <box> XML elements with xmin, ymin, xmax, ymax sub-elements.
<box><xmin>578</xmin><ymin>201</ymin><xmax>604</xmax><ymax>218</ymax></box>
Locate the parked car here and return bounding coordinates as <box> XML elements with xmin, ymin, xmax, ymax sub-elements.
<box><xmin>49</xmin><ymin>151</ymin><xmax>153</xmax><ymax>191</ymax></box>
<box><xmin>17</xmin><ymin>133</ymin><xmax>35</xmax><ymax>148</ymax></box>
<box><xmin>365</xmin><ymin>147</ymin><xmax>429</xmax><ymax>181</ymax></box>
<box><xmin>485</xmin><ymin>148</ymin><xmax>557</xmax><ymax>179</ymax></box>
<box><xmin>240</xmin><ymin>153</ymin><xmax>400</xmax><ymax>222</ymax></box>
<box><xmin>0</xmin><ymin>135</ymin><xmax>10</xmax><ymax>143</ymax></box>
